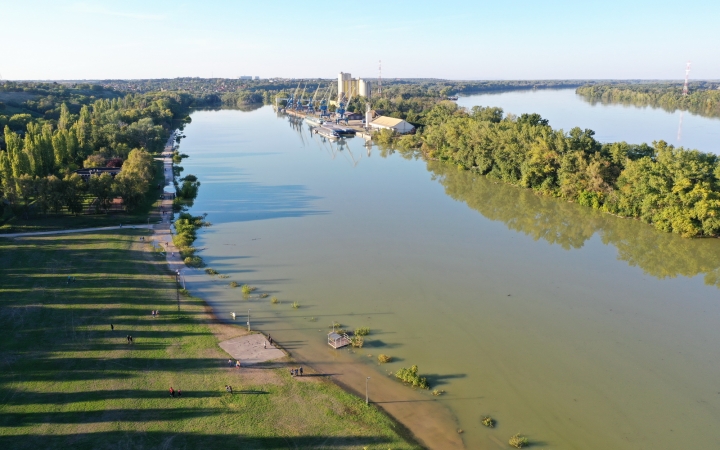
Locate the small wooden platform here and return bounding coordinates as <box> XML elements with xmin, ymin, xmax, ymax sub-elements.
<box><xmin>328</xmin><ymin>332</ymin><xmax>351</xmax><ymax>349</ymax></box>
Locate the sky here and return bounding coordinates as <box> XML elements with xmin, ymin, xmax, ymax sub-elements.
<box><xmin>2</xmin><ymin>0</ymin><xmax>719</xmax><ymax>81</ymax></box>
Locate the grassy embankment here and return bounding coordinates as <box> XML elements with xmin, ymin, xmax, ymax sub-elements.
<box><xmin>0</xmin><ymin>160</ymin><xmax>166</xmax><ymax>234</ymax></box>
<box><xmin>0</xmin><ymin>230</ymin><xmax>417</xmax><ymax>449</ymax></box>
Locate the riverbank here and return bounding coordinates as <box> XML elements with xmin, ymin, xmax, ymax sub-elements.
<box><xmin>0</xmin><ymin>229</ymin><xmax>418</xmax><ymax>449</ymax></box>
<box><xmin>158</xmin><ymin>149</ymin><xmax>464</xmax><ymax>448</ymax></box>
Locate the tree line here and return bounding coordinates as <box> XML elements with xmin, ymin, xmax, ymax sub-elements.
<box><xmin>0</xmin><ymin>85</ymin><xmax>192</xmax><ymax>218</ymax></box>
<box><xmin>396</xmin><ymin>102</ymin><xmax>720</xmax><ymax>238</ymax></box>
<box><xmin>576</xmin><ymin>83</ymin><xmax>720</xmax><ymax>118</ymax></box>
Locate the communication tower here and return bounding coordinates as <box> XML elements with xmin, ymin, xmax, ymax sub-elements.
<box><xmin>377</xmin><ymin>60</ymin><xmax>382</xmax><ymax>97</ymax></box>
<box><xmin>682</xmin><ymin>61</ymin><xmax>691</xmax><ymax>96</ymax></box>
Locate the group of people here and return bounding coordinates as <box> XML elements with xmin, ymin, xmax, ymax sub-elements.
<box><xmin>169</xmin><ymin>387</ymin><xmax>181</xmax><ymax>397</ymax></box>
<box><xmin>228</xmin><ymin>359</ymin><xmax>241</xmax><ymax>369</ymax></box>
<box><xmin>151</xmin><ymin>310</ymin><xmax>160</xmax><ymax>317</ymax></box>
<box><xmin>126</xmin><ymin>335</ymin><xmax>134</xmax><ymax>344</ymax></box>
<box><xmin>290</xmin><ymin>367</ymin><xmax>304</xmax><ymax>377</ymax></box>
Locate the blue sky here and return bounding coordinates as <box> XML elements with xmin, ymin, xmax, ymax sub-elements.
<box><xmin>2</xmin><ymin>0</ymin><xmax>719</xmax><ymax>80</ymax></box>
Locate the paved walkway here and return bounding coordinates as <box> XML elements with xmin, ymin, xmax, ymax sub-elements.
<box><xmin>219</xmin><ymin>334</ymin><xmax>285</xmax><ymax>365</ymax></box>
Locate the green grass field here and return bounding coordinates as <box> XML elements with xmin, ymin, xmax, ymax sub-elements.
<box><xmin>0</xmin><ymin>230</ymin><xmax>417</xmax><ymax>449</ymax></box>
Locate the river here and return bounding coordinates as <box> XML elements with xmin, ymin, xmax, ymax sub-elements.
<box><xmin>178</xmin><ymin>90</ymin><xmax>720</xmax><ymax>449</ymax></box>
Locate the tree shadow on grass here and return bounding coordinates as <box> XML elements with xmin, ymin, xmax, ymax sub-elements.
<box><xmin>0</xmin><ymin>389</ymin><xmax>230</xmax><ymax>406</ymax></box>
<box><xmin>0</xmin><ymin>432</ymin><xmax>397</xmax><ymax>449</ymax></box>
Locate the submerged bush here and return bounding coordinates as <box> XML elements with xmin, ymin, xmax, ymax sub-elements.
<box><xmin>184</xmin><ymin>256</ymin><xmax>203</xmax><ymax>268</ymax></box>
<box><xmin>509</xmin><ymin>434</ymin><xmax>529</xmax><ymax>448</ymax></box>
<box><xmin>354</xmin><ymin>327</ymin><xmax>370</xmax><ymax>336</ymax></box>
<box><xmin>350</xmin><ymin>335</ymin><xmax>364</xmax><ymax>348</ymax></box>
<box><xmin>481</xmin><ymin>416</ymin><xmax>495</xmax><ymax>428</ymax></box>
<box><xmin>395</xmin><ymin>365</ymin><xmax>429</xmax><ymax>389</ymax></box>
<box><xmin>291</xmin><ymin>301</ymin><xmax>300</xmax><ymax>309</ymax></box>
<box><xmin>240</xmin><ymin>284</ymin><xmax>257</xmax><ymax>295</ymax></box>
<box><xmin>205</xmin><ymin>268</ymin><xmax>218</xmax><ymax>275</ymax></box>
<box><xmin>377</xmin><ymin>354</ymin><xmax>392</xmax><ymax>364</ymax></box>
<box><xmin>229</xmin><ymin>281</ymin><xmax>238</xmax><ymax>288</ymax></box>
<box><xmin>270</xmin><ymin>296</ymin><xmax>278</xmax><ymax>304</ymax></box>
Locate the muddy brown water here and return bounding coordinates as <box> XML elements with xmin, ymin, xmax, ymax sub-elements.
<box><xmin>178</xmin><ymin>101</ymin><xmax>720</xmax><ymax>449</ymax></box>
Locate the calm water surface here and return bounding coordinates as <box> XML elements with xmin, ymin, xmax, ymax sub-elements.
<box><xmin>457</xmin><ymin>88</ymin><xmax>720</xmax><ymax>154</ymax></box>
<box><xmin>179</xmin><ymin>93</ymin><xmax>720</xmax><ymax>449</ymax></box>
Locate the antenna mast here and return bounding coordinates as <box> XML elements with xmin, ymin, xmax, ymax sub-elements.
<box><xmin>378</xmin><ymin>60</ymin><xmax>382</xmax><ymax>97</ymax></box>
<box><xmin>682</xmin><ymin>61</ymin><xmax>691</xmax><ymax>96</ymax></box>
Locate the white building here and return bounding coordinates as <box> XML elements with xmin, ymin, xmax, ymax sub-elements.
<box><xmin>369</xmin><ymin>116</ymin><xmax>415</xmax><ymax>134</ymax></box>
<box><xmin>338</xmin><ymin>72</ymin><xmax>372</xmax><ymax>99</ymax></box>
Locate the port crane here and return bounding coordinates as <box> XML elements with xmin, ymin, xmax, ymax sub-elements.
<box><xmin>319</xmin><ymin>85</ymin><xmax>334</xmax><ymax>118</ymax></box>
<box><xmin>335</xmin><ymin>86</ymin><xmax>354</xmax><ymax>125</ymax></box>
<box><xmin>307</xmin><ymin>85</ymin><xmax>321</xmax><ymax>114</ymax></box>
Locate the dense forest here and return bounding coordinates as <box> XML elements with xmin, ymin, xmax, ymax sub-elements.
<box><xmin>0</xmin><ymin>82</ymin><xmax>192</xmax><ymax>220</ymax></box>
<box><xmin>576</xmin><ymin>82</ymin><xmax>720</xmax><ymax>118</ymax></box>
<box><xmin>395</xmin><ymin>101</ymin><xmax>720</xmax><ymax>238</ymax></box>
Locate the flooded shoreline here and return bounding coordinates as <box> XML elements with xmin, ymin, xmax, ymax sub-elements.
<box><xmin>177</xmin><ymin>102</ymin><xmax>720</xmax><ymax>449</ymax></box>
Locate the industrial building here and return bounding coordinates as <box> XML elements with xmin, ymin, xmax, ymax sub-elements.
<box><xmin>338</xmin><ymin>72</ymin><xmax>372</xmax><ymax>99</ymax></box>
<box><xmin>368</xmin><ymin>116</ymin><xmax>415</xmax><ymax>134</ymax></box>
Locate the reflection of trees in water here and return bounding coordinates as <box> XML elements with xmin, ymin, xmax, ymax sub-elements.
<box><xmin>427</xmin><ymin>161</ymin><xmax>720</xmax><ymax>287</ymax></box>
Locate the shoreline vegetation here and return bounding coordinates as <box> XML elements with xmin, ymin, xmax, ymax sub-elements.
<box><xmin>392</xmin><ymin>100</ymin><xmax>720</xmax><ymax>238</ymax></box>
<box><xmin>576</xmin><ymin>82</ymin><xmax>720</xmax><ymax>118</ymax></box>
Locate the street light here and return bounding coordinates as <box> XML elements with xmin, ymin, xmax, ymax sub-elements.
<box><xmin>175</xmin><ymin>269</ymin><xmax>180</xmax><ymax>311</ymax></box>
<box><xmin>366</xmin><ymin>377</ymin><xmax>370</xmax><ymax>405</ymax></box>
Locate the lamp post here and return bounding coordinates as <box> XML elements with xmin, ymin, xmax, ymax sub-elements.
<box><xmin>247</xmin><ymin>309</ymin><xmax>251</xmax><ymax>332</ymax></box>
<box><xmin>175</xmin><ymin>269</ymin><xmax>180</xmax><ymax>311</ymax></box>
<box><xmin>366</xmin><ymin>377</ymin><xmax>370</xmax><ymax>405</ymax></box>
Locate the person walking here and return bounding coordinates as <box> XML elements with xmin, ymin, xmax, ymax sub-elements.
<box><xmin>299</xmin><ymin>367</ymin><xmax>303</xmax><ymax>376</ymax></box>
<box><xmin>235</xmin><ymin>360</ymin><xmax>241</xmax><ymax>369</ymax></box>
<box><xmin>170</xmin><ymin>387</ymin><xmax>175</xmax><ymax>397</ymax></box>
<box><xmin>111</xmin><ymin>324</ymin><xmax>114</xmax><ymax>331</ymax></box>
<box><xmin>126</xmin><ymin>335</ymin><xmax>131</xmax><ymax>344</ymax></box>
<box><xmin>264</xmin><ymin>341</ymin><xmax>266</xmax><ymax>349</ymax></box>
<box><xmin>177</xmin><ymin>389</ymin><xmax>182</xmax><ymax>397</ymax></box>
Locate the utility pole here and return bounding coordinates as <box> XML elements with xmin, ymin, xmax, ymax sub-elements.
<box><xmin>682</xmin><ymin>61</ymin><xmax>691</xmax><ymax>96</ymax></box>
<box><xmin>366</xmin><ymin>377</ymin><xmax>371</xmax><ymax>405</ymax></box>
<box><xmin>377</xmin><ymin>60</ymin><xmax>382</xmax><ymax>97</ymax></box>
<box><xmin>247</xmin><ymin>309</ymin><xmax>251</xmax><ymax>331</ymax></box>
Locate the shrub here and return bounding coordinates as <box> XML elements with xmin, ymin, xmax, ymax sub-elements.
<box><xmin>432</xmin><ymin>389</ymin><xmax>445</xmax><ymax>396</ymax></box>
<box><xmin>291</xmin><ymin>301</ymin><xmax>300</xmax><ymax>309</ymax></box>
<box><xmin>241</xmin><ymin>284</ymin><xmax>257</xmax><ymax>295</ymax></box>
<box><xmin>378</xmin><ymin>354</ymin><xmax>392</xmax><ymax>363</ymax></box>
<box><xmin>205</xmin><ymin>268</ymin><xmax>218</xmax><ymax>275</ymax></box>
<box><xmin>184</xmin><ymin>256</ymin><xmax>203</xmax><ymax>268</ymax></box>
<box><xmin>270</xmin><ymin>296</ymin><xmax>278</xmax><ymax>304</ymax></box>
<box><xmin>481</xmin><ymin>416</ymin><xmax>495</xmax><ymax>428</ymax></box>
<box><xmin>395</xmin><ymin>365</ymin><xmax>429</xmax><ymax>389</ymax></box>
<box><xmin>354</xmin><ymin>327</ymin><xmax>370</xmax><ymax>336</ymax></box>
<box><xmin>509</xmin><ymin>434</ymin><xmax>529</xmax><ymax>448</ymax></box>
<box><xmin>350</xmin><ymin>335</ymin><xmax>364</xmax><ymax>348</ymax></box>
<box><xmin>229</xmin><ymin>281</ymin><xmax>238</xmax><ymax>288</ymax></box>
